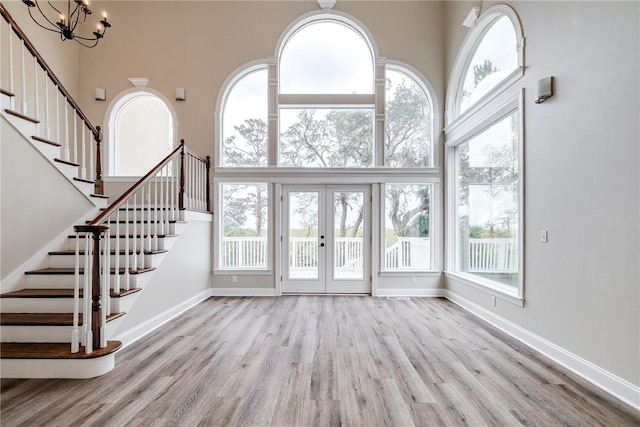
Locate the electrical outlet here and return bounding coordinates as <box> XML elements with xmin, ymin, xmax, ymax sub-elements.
<box><xmin>411</xmin><ymin>276</ymin><xmax>416</xmax><ymax>284</ymax></box>
<box><xmin>491</xmin><ymin>296</ymin><xmax>496</xmax><ymax>306</ymax></box>
<box><xmin>540</xmin><ymin>230</ymin><xmax>548</xmax><ymax>243</ymax></box>
<box><xmin>232</xmin><ymin>275</ymin><xmax>238</xmax><ymax>283</ymax></box>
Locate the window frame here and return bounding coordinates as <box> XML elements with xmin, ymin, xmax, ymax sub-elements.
<box><xmin>445</xmin><ymin>4</ymin><xmax>525</xmax><ymax>133</ymax></box>
<box><xmin>380</xmin><ymin>182</ymin><xmax>437</xmax><ymax>273</ymax></box>
<box><xmin>445</xmin><ymin>91</ymin><xmax>525</xmax><ymax>305</ymax></box>
<box><xmin>214</xmin><ymin>180</ymin><xmax>274</xmax><ymax>274</ymax></box>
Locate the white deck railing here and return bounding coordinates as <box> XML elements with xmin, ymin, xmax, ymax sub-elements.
<box><xmin>467</xmin><ymin>238</ymin><xmax>517</xmax><ymax>273</ymax></box>
<box><xmin>220</xmin><ymin>236</ymin><xmax>518</xmax><ymax>273</ymax></box>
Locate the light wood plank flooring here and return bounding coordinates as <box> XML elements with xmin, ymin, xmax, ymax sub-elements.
<box><xmin>2</xmin><ymin>296</ymin><xmax>639</xmax><ymax>426</ymax></box>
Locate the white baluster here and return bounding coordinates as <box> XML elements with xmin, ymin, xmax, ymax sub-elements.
<box><xmin>154</xmin><ymin>175</ymin><xmax>159</xmax><ymax>250</ymax></box>
<box><xmin>146</xmin><ymin>182</ymin><xmax>152</xmax><ymax>252</ymax></box>
<box><xmin>89</xmin><ymin>128</ymin><xmax>95</xmax><ymax>182</ymax></box>
<box><xmin>84</xmin><ymin>233</ymin><xmax>93</xmax><ymax>354</ymax></box>
<box><xmin>159</xmin><ymin>165</ymin><xmax>165</xmax><ymax>237</ymax></box>
<box><xmin>64</xmin><ymin>102</ymin><xmax>70</xmax><ymax>160</ymax></box>
<box><xmin>102</xmin><ymin>229</ymin><xmax>109</xmax><ymax>348</ymax></box>
<box><xmin>8</xmin><ymin>23</ymin><xmax>14</xmax><ymax>110</ymax></box>
<box><xmin>33</xmin><ymin>56</ymin><xmax>39</xmax><ymax>135</ymax></box>
<box><xmin>73</xmin><ymin>114</ymin><xmax>78</xmax><ymax>165</ymax></box>
<box><xmin>44</xmin><ymin>77</ymin><xmax>50</xmax><ymax>139</ymax></box>
<box><xmin>81</xmin><ymin>126</ymin><xmax>87</xmax><ymax>179</ymax></box>
<box><xmin>56</xmin><ymin>89</ymin><xmax>60</xmax><ymax>152</ymax></box>
<box><xmin>132</xmin><ymin>192</ymin><xmax>138</xmax><ymax>272</ymax></box>
<box><xmin>71</xmin><ymin>232</ymin><xmax>81</xmax><ymax>353</ymax></box>
<box><xmin>114</xmin><ymin>209</ymin><xmax>120</xmax><ymax>294</ymax></box>
<box><xmin>123</xmin><ymin>200</ymin><xmax>130</xmax><ymax>291</ymax></box>
<box><xmin>20</xmin><ymin>40</ymin><xmax>26</xmax><ymax>114</ymax></box>
<box><xmin>171</xmin><ymin>157</ymin><xmax>176</xmax><ymax>221</ymax></box>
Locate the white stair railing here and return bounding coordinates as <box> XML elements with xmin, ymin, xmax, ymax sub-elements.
<box><xmin>1</xmin><ymin>4</ymin><xmax>102</xmax><ymax>191</ymax></box>
<box><xmin>71</xmin><ymin>141</ymin><xmax>210</xmax><ymax>354</ymax></box>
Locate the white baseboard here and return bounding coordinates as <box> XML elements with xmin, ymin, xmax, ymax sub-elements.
<box><xmin>376</xmin><ymin>288</ymin><xmax>445</xmax><ymax>298</ymax></box>
<box><xmin>210</xmin><ymin>288</ymin><xmax>277</xmax><ymax>297</ymax></box>
<box><xmin>113</xmin><ymin>289</ymin><xmax>212</xmax><ymax>348</ymax></box>
<box><xmin>444</xmin><ymin>290</ymin><xmax>640</xmax><ymax>411</ymax></box>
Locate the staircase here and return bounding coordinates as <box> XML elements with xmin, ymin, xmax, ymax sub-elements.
<box><xmin>0</xmin><ymin>4</ymin><xmax>211</xmax><ymax>378</ymax></box>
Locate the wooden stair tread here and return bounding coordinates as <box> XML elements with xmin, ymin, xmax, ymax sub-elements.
<box><xmin>54</xmin><ymin>158</ymin><xmax>79</xmax><ymax>167</ymax></box>
<box><xmin>31</xmin><ymin>135</ymin><xmax>61</xmax><ymax>147</ymax></box>
<box><xmin>68</xmin><ymin>234</ymin><xmax>177</xmax><ymax>239</ymax></box>
<box><xmin>90</xmin><ymin>193</ymin><xmax>109</xmax><ymax>199</ymax></box>
<box><xmin>1</xmin><ymin>88</ymin><xmax>15</xmax><ymax>97</ymax></box>
<box><xmin>0</xmin><ymin>312</ymin><xmax>125</xmax><ymax>326</ymax></box>
<box><xmin>73</xmin><ymin>176</ymin><xmax>94</xmax><ymax>184</ymax></box>
<box><xmin>4</xmin><ymin>109</ymin><xmax>39</xmax><ymax>123</ymax></box>
<box><xmin>0</xmin><ymin>341</ymin><xmax>122</xmax><ymax>359</ymax></box>
<box><xmin>1</xmin><ymin>288</ymin><xmax>142</xmax><ymax>298</ymax></box>
<box><xmin>92</xmin><ymin>220</ymin><xmax>179</xmax><ymax>224</ymax></box>
<box><xmin>24</xmin><ymin>267</ymin><xmax>156</xmax><ymax>275</ymax></box>
<box><xmin>48</xmin><ymin>249</ymin><xmax>168</xmax><ymax>256</ymax></box>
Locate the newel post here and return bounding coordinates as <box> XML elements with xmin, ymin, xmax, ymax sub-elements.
<box><xmin>94</xmin><ymin>126</ymin><xmax>104</xmax><ymax>195</ymax></box>
<box><xmin>179</xmin><ymin>139</ymin><xmax>186</xmax><ymax>211</ymax></box>
<box><xmin>206</xmin><ymin>155</ymin><xmax>211</xmax><ymax>213</ymax></box>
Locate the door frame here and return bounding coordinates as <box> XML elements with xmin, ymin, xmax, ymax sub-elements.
<box><xmin>281</xmin><ymin>184</ymin><xmax>371</xmax><ymax>294</ymax></box>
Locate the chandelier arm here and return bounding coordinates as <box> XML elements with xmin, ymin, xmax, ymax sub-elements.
<box><xmin>46</xmin><ymin>0</ymin><xmax>62</xmax><ymax>18</ymax></box>
<box><xmin>68</xmin><ymin>2</ymin><xmax>82</xmax><ymax>33</ymax></box>
<box><xmin>74</xmin><ymin>37</ymin><xmax>98</xmax><ymax>48</ymax></box>
<box><xmin>28</xmin><ymin>5</ymin><xmax>62</xmax><ymax>33</ymax></box>
<box><xmin>73</xmin><ymin>33</ymin><xmax>99</xmax><ymax>41</ymax></box>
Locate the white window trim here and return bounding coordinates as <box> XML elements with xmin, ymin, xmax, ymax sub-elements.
<box><xmin>213</xmin><ymin>181</ymin><xmax>274</xmax><ymax>273</ymax></box>
<box><xmin>379</xmin><ymin>182</ymin><xmax>440</xmax><ymax>274</ymax></box>
<box><xmin>445</xmin><ymin>90</ymin><xmax>525</xmax><ymax>303</ymax></box>
<box><xmin>103</xmin><ymin>87</ymin><xmax>178</xmax><ymax>176</ymax></box>
<box><xmin>445</xmin><ymin>4</ymin><xmax>525</xmax><ymax>129</ymax></box>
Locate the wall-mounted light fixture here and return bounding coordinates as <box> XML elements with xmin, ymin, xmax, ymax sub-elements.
<box><xmin>535</xmin><ymin>76</ymin><xmax>554</xmax><ymax>104</ymax></box>
<box><xmin>175</xmin><ymin>88</ymin><xmax>186</xmax><ymax>101</ymax></box>
<box><xmin>94</xmin><ymin>88</ymin><xmax>106</xmax><ymax>101</ymax></box>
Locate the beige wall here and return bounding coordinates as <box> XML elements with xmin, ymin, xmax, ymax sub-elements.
<box><xmin>1</xmin><ymin>0</ymin><xmax>80</xmax><ymax>98</ymax></box>
<box><xmin>77</xmin><ymin>1</ymin><xmax>446</xmax><ymax>162</ymax></box>
<box><xmin>443</xmin><ymin>1</ymin><xmax>639</xmax><ymax>387</ymax></box>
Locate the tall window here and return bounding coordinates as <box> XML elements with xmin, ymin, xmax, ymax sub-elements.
<box><xmin>220</xmin><ymin>183</ymin><xmax>269</xmax><ymax>270</ymax></box>
<box><xmin>384</xmin><ymin>184</ymin><xmax>432</xmax><ymax>271</ymax></box>
<box><xmin>455</xmin><ymin>111</ymin><xmax>519</xmax><ymax>287</ymax></box>
<box><xmin>111</xmin><ymin>92</ymin><xmax>173</xmax><ymax>176</ymax></box>
<box><xmin>446</xmin><ymin>5</ymin><xmax>524</xmax><ymax>299</ymax></box>
<box><xmin>278</xmin><ymin>20</ymin><xmax>375</xmax><ymax>168</ymax></box>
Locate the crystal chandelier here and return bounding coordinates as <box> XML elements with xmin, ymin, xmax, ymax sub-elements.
<box><xmin>22</xmin><ymin>0</ymin><xmax>111</xmax><ymax>48</ymax></box>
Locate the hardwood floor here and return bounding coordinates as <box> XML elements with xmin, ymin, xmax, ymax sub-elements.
<box><xmin>1</xmin><ymin>296</ymin><xmax>639</xmax><ymax>426</ymax></box>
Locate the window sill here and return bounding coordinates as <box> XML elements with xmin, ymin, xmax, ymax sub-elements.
<box><xmin>213</xmin><ymin>269</ymin><xmax>273</xmax><ymax>276</ymax></box>
<box><xmin>379</xmin><ymin>271</ymin><xmax>441</xmax><ymax>277</ymax></box>
<box><xmin>444</xmin><ymin>271</ymin><xmax>524</xmax><ymax>307</ymax></box>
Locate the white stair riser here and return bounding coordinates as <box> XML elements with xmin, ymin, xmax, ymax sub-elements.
<box><xmin>91</xmin><ymin>197</ymin><xmax>109</xmax><ymax>209</ymax></box>
<box><xmin>0</xmin><ymin>321</ymin><xmax>119</xmax><ymax>343</ymax></box>
<box><xmin>0</xmin><ymin>296</ymin><xmax>131</xmax><ymax>313</ymax></box>
<box><xmin>73</xmin><ymin>180</ymin><xmax>95</xmax><ymax>195</ymax></box>
<box><xmin>26</xmin><ymin>271</ymin><xmax>148</xmax><ymax>288</ymax></box>
<box><xmin>33</xmin><ymin>141</ymin><xmax>61</xmax><ymax>160</ymax></box>
<box><xmin>55</xmin><ymin>162</ymin><xmax>80</xmax><ymax>181</ymax></box>
<box><xmin>103</xmin><ymin>210</ymin><xmax>181</xmax><ymax>222</ymax></box>
<box><xmin>104</xmin><ymin>222</ymin><xmax>176</xmax><ymax>235</ymax></box>
<box><xmin>49</xmin><ymin>253</ymin><xmax>155</xmax><ymax>269</ymax></box>
<box><xmin>1</xmin><ymin>111</ymin><xmax>38</xmax><ymax>137</ymax></box>
<box><xmin>67</xmin><ymin>235</ymin><xmax>178</xmax><ymax>252</ymax></box>
<box><xmin>0</xmin><ymin>356</ymin><xmax>116</xmax><ymax>379</ymax></box>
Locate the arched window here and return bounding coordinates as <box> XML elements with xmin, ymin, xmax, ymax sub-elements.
<box><xmin>445</xmin><ymin>4</ymin><xmax>525</xmax><ymax>302</ymax></box>
<box><xmin>384</xmin><ymin>67</ymin><xmax>433</xmax><ymax>167</ymax></box>
<box><xmin>107</xmin><ymin>91</ymin><xmax>175</xmax><ymax>176</ymax></box>
<box><xmin>221</xmin><ymin>67</ymin><xmax>268</xmax><ymax>167</ymax></box>
<box><xmin>278</xmin><ymin>18</ymin><xmax>375</xmax><ymax>168</ymax></box>
<box><xmin>447</xmin><ymin>5</ymin><xmax>524</xmax><ymax>123</ymax></box>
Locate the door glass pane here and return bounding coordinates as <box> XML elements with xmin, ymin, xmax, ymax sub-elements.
<box><xmin>333</xmin><ymin>191</ymin><xmax>364</xmax><ymax>279</ymax></box>
<box><xmin>289</xmin><ymin>192</ymin><xmax>319</xmax><ymax>279</ymax></box>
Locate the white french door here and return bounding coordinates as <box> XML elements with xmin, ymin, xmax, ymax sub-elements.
<box><xmin>282</xmin><ymin>185</ymin><xmax>371</xmax><ymax>294</ymax></box>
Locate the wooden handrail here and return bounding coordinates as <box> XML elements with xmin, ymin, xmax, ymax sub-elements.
<box><xmin>89</xmin><ymin>140</ymin><xmax>186</xmax><ymax>226</ymax></box>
